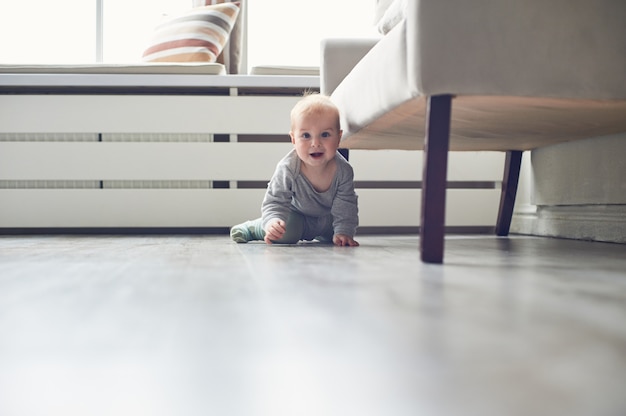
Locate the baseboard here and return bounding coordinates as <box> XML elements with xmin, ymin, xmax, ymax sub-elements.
<box><xmin>511</xmin><ymin>204</ymin><xmax>626</xmax><ymax>244</ymax></box>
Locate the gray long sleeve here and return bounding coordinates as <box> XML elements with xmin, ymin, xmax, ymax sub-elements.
<box><xmin>261</xmin><ymin>149</ymin><xmax>359</xmax><ymax>237</ymax></box>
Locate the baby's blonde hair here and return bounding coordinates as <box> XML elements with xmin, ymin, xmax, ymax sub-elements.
<box><xmin>290</xmin><ymin>93</ymin><xmax>341</xmax><ymax>131</ymax></box>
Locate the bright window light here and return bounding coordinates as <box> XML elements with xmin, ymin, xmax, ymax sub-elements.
<box><xmin>247</xmin><ymin>0</ymin><xmax>377</xmax><ymax>70</ymax></box>
<box><xmin>0</xmin><ymin>0</ymin><xmax>377</xmax><ymax>67</ymax></box>
<box><xmin>0</xmin><ymin>0</ymin><xmax>95</xmax><ymax>64</ymax></box>
<box><xmin>103</xmin><ymin>0</ymin><xmax>187</xmax><ymax>63</ymax></box>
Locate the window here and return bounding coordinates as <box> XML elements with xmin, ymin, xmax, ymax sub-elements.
<box><xmin>103</xmin><ymin>0</ymin><xmax>188</xmax><ymax>63</ymax></box>
<box><xmin>0</xmin><ymin>0</ymin><xmax>376</xmax><ymax>68</ymax></box>
<box><xmin>0</xmin><ymin>0</ymin><xmax>96</xmax><ymax>64</ymax></box>
<box><xmin>246</xmin><ymin>1</ymin><xmax>376</xmax><ymax>70</ymax></box>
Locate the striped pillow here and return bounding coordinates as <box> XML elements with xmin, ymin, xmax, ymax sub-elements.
<box><xmin>142</xmin><ymin>3</ymin><xmax>240</xmax><ymax>63</ymax></box>
<box><xmin>193</xmin><ymin>0</ymin><xmax>244</xmax><ymax>74</ymax></box>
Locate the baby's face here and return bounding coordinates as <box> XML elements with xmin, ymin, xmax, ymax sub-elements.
<box><xmin>290</xmin><ymin>108</ymin><xmax>342</xmax><ymax>168</ymax></box>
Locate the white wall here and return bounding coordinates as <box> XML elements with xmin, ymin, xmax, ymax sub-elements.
<box><xmin>511</xmin><ymin>133</ymin><xmax>626</xmax><ymax>243</ymax></box>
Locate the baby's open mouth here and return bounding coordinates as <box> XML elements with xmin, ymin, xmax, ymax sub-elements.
<box><xmin>310</xmin><ymin>152</ymin><xmax>324</xmax><ymax>158</ymax></box>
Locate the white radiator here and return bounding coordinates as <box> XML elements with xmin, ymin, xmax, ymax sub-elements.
<box><xmin>0</xmin><ymin>90</ymin><xmax>504</xmax><ymax>232</ymax></box>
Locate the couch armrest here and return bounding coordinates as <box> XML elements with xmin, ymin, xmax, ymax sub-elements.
<box><xmin>320</xmin><ymin>38</ymin><xmax>380</xmax><ymax>95</ymax></box>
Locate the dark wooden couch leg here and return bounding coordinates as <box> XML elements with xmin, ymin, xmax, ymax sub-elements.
<box><xmin>495</xmin><ymin>150</ymin><xmax>523</xmax><ymax>236</ymax></box>
<box><xmin>421</xmin><ymin>95</ymin><xmax>452</xmax><ymax>263</ymax></box>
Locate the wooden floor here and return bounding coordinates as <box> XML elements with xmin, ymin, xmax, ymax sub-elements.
<box><xmin>1</xmin><ymin>234</ymin><xmax>625</xmax><ymax>416</ymax></box>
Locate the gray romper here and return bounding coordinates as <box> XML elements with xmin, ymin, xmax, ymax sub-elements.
<box><xmin>261</xmin><ymin>149</ymin><xmax>359</xmax><ymax>242</ymax></box>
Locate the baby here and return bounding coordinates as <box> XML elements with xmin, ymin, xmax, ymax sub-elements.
<box><xmin>230</xmin><ymin>93</ymin><xmax>359</xmax><ymax>246</ymax></box>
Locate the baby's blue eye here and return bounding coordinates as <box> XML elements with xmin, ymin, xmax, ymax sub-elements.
<box><xmin>322</xmin><ymin>132</ymin><xmax>331</xmax><ymax>137</ymax></box>
<box><xmin>302</xmin><ymin>133</ymin><xmax>311</xmax><ymax>139</ymax></box>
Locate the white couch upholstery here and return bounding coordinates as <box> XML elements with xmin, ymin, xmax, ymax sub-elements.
<box><xmin>321</xmin><ymin>0</ymin><xmax>626</xmax><ymax>262</ymax></box>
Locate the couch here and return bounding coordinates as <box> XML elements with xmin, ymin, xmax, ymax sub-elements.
<box><xmin>321</xmin><ymin>0</ymin><xmax>626</xmax><ymax>263</ymax></box>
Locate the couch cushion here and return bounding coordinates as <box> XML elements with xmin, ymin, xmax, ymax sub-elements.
<box><xmin>405</xmin><ymin>0</ymin><xmax>626</xmax><ymax>99</ymax></box>
<box><xmin>142</xmin><ymin>3</ymin><xmax>240</xmax><ymax>64</ymax></box>
<box><xmin>250</xmin><ymin>66</ymin><xmax>319</xmax><ymax>76</ymax></box>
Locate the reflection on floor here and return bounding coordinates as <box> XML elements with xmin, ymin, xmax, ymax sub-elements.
<box><xmin>1</xmin><ymin>234</ymin><xmax>625</xmax><ymax>416</ymax></box>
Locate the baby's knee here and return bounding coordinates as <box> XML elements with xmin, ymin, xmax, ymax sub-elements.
<box><xmin>271</xmin><ymin>211</ymin><xmax>305</xmax><ymax>244</ymax></box>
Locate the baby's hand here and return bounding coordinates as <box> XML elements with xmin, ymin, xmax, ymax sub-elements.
<box><xmin>264</xmin><ymin>219</ymin><xmax>286</xmax><ymax>244</ymax></box>
<box><xmin>333</xmin><ymin>234</ymin><xmax>359</xmax><ymax>247</ymax></box>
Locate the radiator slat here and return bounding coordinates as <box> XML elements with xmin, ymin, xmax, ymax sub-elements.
<box><xmin>0</xmin><ymin>142</ymin><xmax>292</xmax><ymax>181</ymax></box>
<box><xmin>0</xmin><ymin>189</ymin><xmax>500</xmax><ymax>228</ymax></box>
<box><xmin>0</xmin><ymin>95</ymin><xmax>300</xmax><ymax>134</ymax></box>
